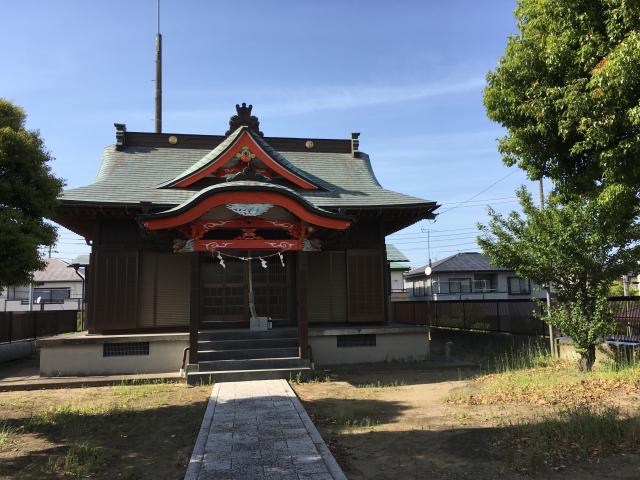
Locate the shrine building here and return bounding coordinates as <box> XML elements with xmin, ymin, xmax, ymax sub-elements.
<box><xmin>40</xmin><ymin>104</ymin><xmax>438</xmax><ymax>382</ymax></box>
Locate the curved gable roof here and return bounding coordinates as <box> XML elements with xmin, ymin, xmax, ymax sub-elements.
<box><xmin>139</xmin><ymin>181</ymin><xmax>352</xmax><ymax>231</ymax></box>
<box><xmin>159</xmin><ymin>126</ymin><xmax>320</xmax><ymax>190</ymax></box>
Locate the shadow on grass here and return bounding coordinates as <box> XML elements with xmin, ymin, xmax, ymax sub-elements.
<box><xmin>310</xmin><ymin>361</ymin><xmax>481</xmax><ymax>388</ymax></box>
<box><xmin>302</xmin><ymin>395</ymin><xmax>640</xmax><ymax>480</ymax></box>
<box><xmin>0</xmin><ymin>400</ymin><xmax>208</xmax><ymax>480</ymax></box>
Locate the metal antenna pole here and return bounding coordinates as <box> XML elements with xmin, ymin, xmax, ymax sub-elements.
<box><xmin>539</xmin><ymin>178</ymin><xmax>555</xmax><ymax>357</ymax></box>
<box><xmin>155</xmin><ymin>0</ymin><xmax>162</xmax><ymax>133</ymax></box>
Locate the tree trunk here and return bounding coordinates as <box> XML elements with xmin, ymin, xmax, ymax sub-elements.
<box><xmin>577</xmin><ymin>345</ymin><xmax>596</xmax><ymax>372</ymax></box>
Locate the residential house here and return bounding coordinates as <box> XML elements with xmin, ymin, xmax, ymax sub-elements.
<box><xmin>404</xmin><ymin>252</ymin><xmax>546</xmax><ymax>301</ymax></box>
<box><xmin>386</xmin><ymin>244</ymin><xmax>411</xmax><ymax>299</ymax></box>
<box><xmin>1</xmin><ymin>258</ymin><xmax>84</xmax><ymax>312</ymax></box>
<box><xmin>41</xmin><ymin>104</ymin><xmax>438</xmax><ymax>379</ymax></box>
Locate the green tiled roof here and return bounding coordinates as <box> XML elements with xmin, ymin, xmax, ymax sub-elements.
<box><xmin>389</xmin><ymin>262</ymin><xmax>411</xmax><ymax>270</ymax></box>
<box><xmin>61</xmin><ymin>137</ymin><xmax>436</xmax><ymax>211</ymax></box>
<box><xmin>386</xmin><ymin>244</ymin><xmax>410</xmax><ymax>262</ymax></box>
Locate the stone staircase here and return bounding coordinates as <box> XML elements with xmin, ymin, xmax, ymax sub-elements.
<box><xmin>186</xmin><ymin>327</ymin><xmax>311</xmax><ymax>384</ymax></box>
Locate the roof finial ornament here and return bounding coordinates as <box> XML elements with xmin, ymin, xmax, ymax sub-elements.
<box><xmin>226</xmin><ymin>102</ymin><xmax>263</xmax><ymax>137</ymax></box>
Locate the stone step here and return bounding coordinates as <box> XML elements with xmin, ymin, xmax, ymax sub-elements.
<box><xmin>198</xmin><ymin>327</ymin><xmax>298</xmax><ymax>342</ymax></box>
<box><xmin>198</xmin><ymin>357</ymin><xmax>308</xmax><ymax>372</ymax></box>
<box><xmin>197</xmin><ymin>347</ymin><xmax>300</xmax><ymax>362</ymax></box>
<box><xmin>186</xmin><ymin>367</ymin><xmax>311</xmax><ymax>385</ymax></box>
<box><xmin>197</xmin><ymin>337</ymin><xmax>299</xmax><ymax>351</ymax></box>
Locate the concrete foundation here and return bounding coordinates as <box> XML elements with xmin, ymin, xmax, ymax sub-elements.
<box><xmin>37</xmin><ymin>325</ymin><xmax>431</xmax><ymax>376</ymax></box>
<box><xmin>0</xmin><ymin>339</ymin><xmax>36</xmax><ymax>363</ymax></box>
<box><xmin>37</xmin><ymin>332</ymin><xmax>188</xmax><ymax>376</ymax></box>
<box><xmin>308</xmin><ymin>324</ymin><xmax>429</xmax><ymax>366</ymax></box>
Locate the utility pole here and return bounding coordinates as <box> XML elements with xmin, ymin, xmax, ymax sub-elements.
<box><xmin>622</xmin><ymin>274</ymin><xmax>630</xmax><ymax>297</ymax></box>
<box><xmin>155</xmin><ymin>0</ymin><xmax>162</xmax><ymax>133</ymax></box>
<box><xmin>427</xmin><ymin>229</ymin><xmax>432</xmax><ymax>268</ymax></box>
<box><xmin>421</xmin><ymin>226</ymin><xmax>433</xmax><ymax>299</ymax></box>
<box><xmin>539</xmin><ymin>178</ymin><xmax>556</xmax><ymax>357</ymax></box>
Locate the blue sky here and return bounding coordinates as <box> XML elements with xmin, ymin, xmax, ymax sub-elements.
<box><xmin>1</xmin><ymin>0</ymin><xmax>543</xmax><ymax>266</ymax></box>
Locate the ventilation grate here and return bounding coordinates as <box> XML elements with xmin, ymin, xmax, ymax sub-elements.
<box><xmin>103</xmin><ymin>342</ymin><xmax>150</xmax><ymax>357</ymax></box>
<box><xmin>337</xmin><ymin>334</ymin><xmax>376</xmax><ymax>348</ymax></box>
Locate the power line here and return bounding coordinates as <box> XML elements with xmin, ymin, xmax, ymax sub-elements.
<box><xmin>438</xmin><ymin>170</ymin><xmax>519</xmax><ymax>214</ymax></box>
<box><xmin>438</xmin><ymin>195</ymin><xmax>517</xmax><ymax>206</ymax></box>
<box><xmin>388</xmin><ymin>227</ymin><xmax>478</xmax><ymax>237</ymax></box>
<box><xmin>391</xmin><ymin>239</ymin><xmax>475</xmax><ymax>245</ymax></box>
<box><xmin>388</xmin><ymin>232</ymin><xmax>480</xmax><ymax>241</ymax></box>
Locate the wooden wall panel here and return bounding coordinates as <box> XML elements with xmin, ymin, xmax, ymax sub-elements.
<box><xmin>89</xmin><ymin>250</ymin><xmax>139</xmax><ymax>332</ymax></box>
<box><xmin>307</xmin><ymin>251</ymin><xmax>346</xmax><ymax>324</ymax></box>
<box><xmin>347</xmin><ymin>249</ymin><xmax>385</xmax><ymax>323</ymax></box>
<box><xmin>307</xmin><ymin>253</ymin><xmax>331</xmax><ymax>324</ymax></box>
<box><xmin>136</xmin><ymin>252</ymin><xmax>190</xmax><ymax>328</ymax></box>
<box><xmin>137</xmin><ymin>253</ymin><xmax>157</xmax><ymax>327</ymax></box>
<box><xmin>329</xmin><ymin>252</ymin><xmax>347</xmax><ymax>322</ymax></box>
<box><xmin>155</xmin><ymin>254</ymin><xmax>190</xmax><ymax>327</ymax></box>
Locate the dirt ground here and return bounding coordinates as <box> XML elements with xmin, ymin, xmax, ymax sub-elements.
<box><xmin>0</xmin><ymin>382</ymin><xmax>211</xmax><ymax>479</ymax></box>
<box><xmin>293</xmin><ymin>362</ymin><xmax>640</xmax><ymax>480</ymax></box>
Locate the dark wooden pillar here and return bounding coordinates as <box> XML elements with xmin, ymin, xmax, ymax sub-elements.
<box><xmin>380</xmin><ymin>223</ymin><xmax>391</xmax><ymax>324</ymax></box>
<box><xmin>189</xmin><ymin>252</ymin><xmax>200</xmax><ymax>365</ymax></box>
<box><xmin>297</xmin><ymin>251</ymin><xmax>309</xmax><ymax>359</ymax></box>
<box><xmin>86</xmin><ymin>247</ymin><xmax>97</xmax><ymax>333</ymax></box>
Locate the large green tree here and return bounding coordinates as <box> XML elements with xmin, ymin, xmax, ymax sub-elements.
<box><xmin>478</xmin><ymin>185</ymin><xmax>639</xmax><ymax>370</ymax></box>
<box><xmin>0</xmin><ymin>99</ymin><xmax>63</xmax><ymax>287</ymax></box>
<box><xmin>484</xmin><ymin>0</ymin><xmax>640</xmax><ymax>196</ymax></box>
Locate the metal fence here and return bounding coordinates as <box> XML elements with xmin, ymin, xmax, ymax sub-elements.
<box><xmin>608</xmin><ymin>296</ymin><xmax>640</xmax><ymax>341</ymax></box>
<box><xmin>0</xmin><ymin>310</ymin><xmax>78</xmax><ymax>343</ymax></box>
<box><xmin>393</xmin><ymin>299</ymin><xmax>547</xmax><ymax>336</ymax></box>
<box><xmin>394</xmin><ymin>296</ymin><xmax>640</xmax><ymax>338</ymax></box>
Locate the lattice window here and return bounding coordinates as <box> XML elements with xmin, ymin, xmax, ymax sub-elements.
<box><xmin>337</xmin><ymin>334</ymin><xmax>376</xmax><ymax>348</ymax></box>
<box><xmin>103</xmin><ymin>342</ymin><xmax>149</xmax><ymax>357</ymax></box>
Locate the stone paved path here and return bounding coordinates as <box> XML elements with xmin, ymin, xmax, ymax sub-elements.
<box><xmin>185</xmin><ymin>379</ymin><xmax>346</xmax><ymax>480</ymax></box>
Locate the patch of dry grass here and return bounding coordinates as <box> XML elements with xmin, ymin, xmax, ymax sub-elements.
<box><xmin>496</xmin><ymin>405</ymin><xmax>640</xmax><ymax>473</ymax></box>
<box><xmin>0</xmin><ymin>382</ymin><xmax>211</xmax><ymax>479</ymax></box>
<box><xmin>450</xmin><ymin>359</ymin><xmax>640</xmax><ymax>407</ymax></box>
<box><xmin>0</xmin><ymin>421</ymin><xmax>17</xmax><ymax>450</ymax></box>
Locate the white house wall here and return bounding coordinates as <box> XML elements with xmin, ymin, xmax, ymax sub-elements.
<box><xmin>1</xmin><ymin>281</ymin><xmax>83</xmax><ymax>312</ymax></box>
<box><xmin>406</xmin><ymin>271</ymin><xmax>546</xmax><ymax>301</ymax></box>
<box><xmin>390</xmin><ymin>270</ymin><xmax>405</xmax><ymax>291</ymax></box>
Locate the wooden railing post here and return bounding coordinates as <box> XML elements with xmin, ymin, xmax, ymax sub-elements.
<box><xmin>297</xmin><ymin>251</ymin><xmax>309</xmax><ymax>359</ymax></box>
<box><xmin>462</xmin><ymin>301</ymin><xmax>466</xmax><ymax>329</ymax></box>
<box><xmin>189</xmin><ymin>252</ymin><xmax>200</xmax><ymax>366</ymax></box>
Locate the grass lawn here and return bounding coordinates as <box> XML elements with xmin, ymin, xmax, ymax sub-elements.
<box><xmin>292</xmin><ymin>358</ymin><xmax>640</xmax><ymax>480</ymax></box>
<box><xmin>0</xmin><ymin>382</ymin><xmax>211</xmax><ymax>479</ymax></box>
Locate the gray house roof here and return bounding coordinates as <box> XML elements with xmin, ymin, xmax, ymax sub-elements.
<box><xmin>33</xmin><ymin>258</ymin><xmax>84</xmax><ymax>282</ymax></box>
<box><xmin>60</xmin><ymin>135</ymin><xmax>436</xmax><ymax>212</ymax></box>
<box><xmin>406</xmin><ymin>252</ymin><xmax>511</xmax><ymax>277</ymax></box>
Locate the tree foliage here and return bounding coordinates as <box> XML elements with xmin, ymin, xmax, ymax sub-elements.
<box><xmin>484</xmin><ymin>0</ymin><xmax>640</xmax><ymax>195</ymax></box>
<box><xmin>0</xmin><ymin>99</ymin><xmax>63</xmax><ymax>287</ymax></box>
<box><xmin>478</xmin><ymin>185</ymin><xmax>640</xmax><ymax>369</ymax></box>
<box><xmin>609</xmin><ymin>282</ymin><xmax>639</xmax><ymax>296</ymax></box>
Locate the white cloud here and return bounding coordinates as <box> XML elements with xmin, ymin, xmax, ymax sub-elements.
<box><xmin>166</xmin><ymin>77</ymin><xmax>485</xmax><ymax>119</ymax></box>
